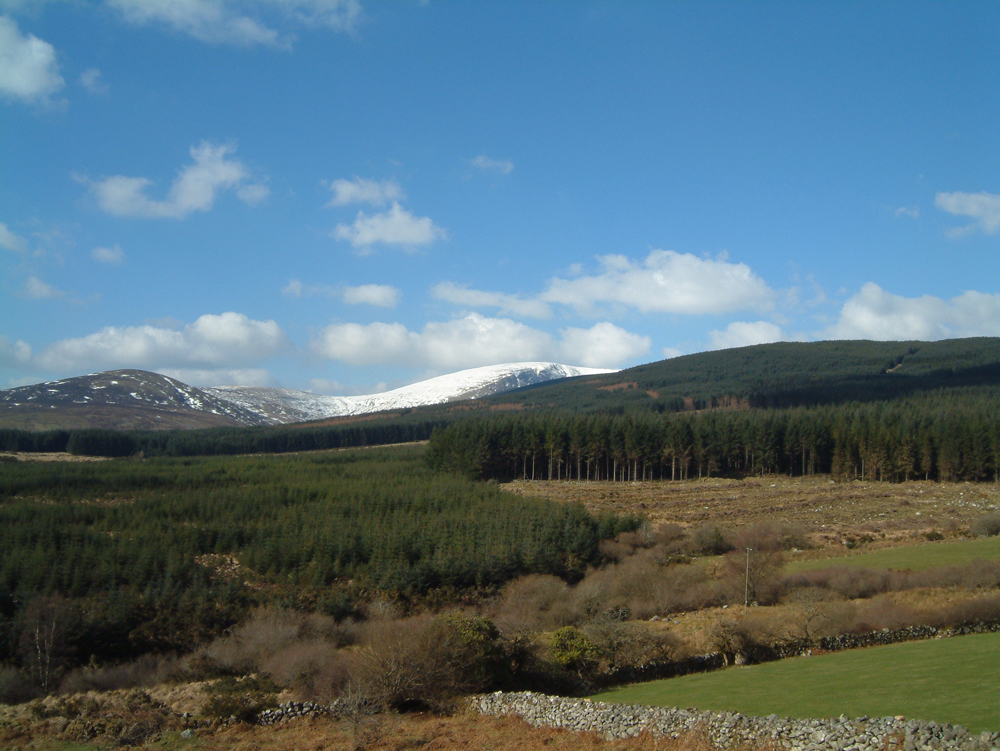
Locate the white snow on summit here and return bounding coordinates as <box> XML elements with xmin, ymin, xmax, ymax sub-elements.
<box><xmin>207</xmin><ymin>362</ymin><xmax>613</xmax><ymax>425</ymax></box>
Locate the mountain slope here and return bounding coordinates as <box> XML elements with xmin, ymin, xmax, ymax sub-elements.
<box><xmin>206</xmin><ymin>363</ymin><xmax>613</xmax><ymax>424</ymax></box>
<box><xmin>461</xmin><ymin>338</ymin><xmax>1000</xmax><ymax>415</ymax></box>
<box><xmin>0</xmin><ymin>370</ymin><xmax>266</xmax><ymax>431</ymax></box>
<box><xmin>0</xmin><ymin>363</ymin><xmax>613</xmax><ymax>431</ymax></box>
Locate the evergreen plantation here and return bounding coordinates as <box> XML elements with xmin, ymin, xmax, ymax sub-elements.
<box><xmin>425</xmin><ymin>389</ymin><xmax>1000</xmax><ymax>483</ymax></box>
<box><xmin>0</xmin><ymin>446</ymin><xmax>639</xmax><ymax>666</ymax></box>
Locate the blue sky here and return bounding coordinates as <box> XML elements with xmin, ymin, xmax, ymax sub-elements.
<box><xmin>2</xmin><ymin>1</ymin><xmax>999</xmax><ymax>394</ymax></box>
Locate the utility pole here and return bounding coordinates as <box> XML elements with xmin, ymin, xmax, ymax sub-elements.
<box><xmin>744</xmin><ymin>547</ymin><xmax>753</xmax><ymax>614</ymax></box>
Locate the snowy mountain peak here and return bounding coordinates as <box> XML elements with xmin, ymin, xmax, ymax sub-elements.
<box><xmin>207</xmin><ymin>362</ymin><xmax>614</xmax><ymax>425</ymax></box>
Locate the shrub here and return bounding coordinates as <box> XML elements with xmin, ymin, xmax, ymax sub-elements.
<box><xmin>58</xmin><ymin>654</ymin><xmax>164</xmax><ymax>694</ymax></box>
<box><xmin>0</xmin><ymin>665</ymin><xmax>36</xmax><ymax>704</ymax></box>
<box><xmin>971</xmin><ymin>513</ymin><xmax>1000</xmax><ymax>538</ymax></box>
<box><xmin>550</xmin><ymin>627</ymin><xmax>600</xmax><ymax>677</ymax></box>
<box><xmin>708</xmin><ymin>616</ymin><xmax>774</xmax><ymax>662</ymax></box>
<box><xmin>202</xmin><ymin>674</ymin><xmax>279</xmax><ymax>723</ymax></box>
<box><xmin>492</xmin><ymin>575</ymin><xmax>574</xmax><ymax>633</ymax></box>
<box><xmin>689</xmin><ymin>525</ymin><xmax>733</xmax><ymax>556</ymax></box>
<box><xmin>345</xmin><ymin>616</ymin><xmax>482</xmax><ymax>712</ymax></box>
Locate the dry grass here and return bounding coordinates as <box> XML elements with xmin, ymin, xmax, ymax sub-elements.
<box><xmin>0</xmin><ymin>702</ymin><xmax>770</xmax><ymax>751</ymax></box>
<box><xmin>0</xmin><ymin>451</ymin><xmax>110</xmax><ymax>462</ymax></box>
<box><xmin>506</xmin><ymin>476</ymin><xmax>1000</xmax><ymax>553</ymax></box>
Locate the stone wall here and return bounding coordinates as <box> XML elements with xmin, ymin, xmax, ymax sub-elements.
<box><xmin>597</xmin><ymin>620</ymin><xmax>1000</xmax><ymax>690</ymax></box>
<box><xmin>471</xmin><ymin>691</ymin><xmax>1000</xmax><ymax>751</ymax></box>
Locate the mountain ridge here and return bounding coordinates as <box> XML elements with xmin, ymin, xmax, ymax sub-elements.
<box><xmin>0</xmin><ymin>362</ymin><xmax>613</xmax><ymax>431</ymax></box>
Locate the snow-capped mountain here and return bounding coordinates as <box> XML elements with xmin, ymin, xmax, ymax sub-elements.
<box><xmin>207</xmin><ymin>362</ymin><xmax>613</xmax><ymax>425</ymax></box>
<box><xmin>0</xmin><ymin>363</ymin><xmax>614</xmax><ymax>431</ymax></box>
<box><xmin>0</xmin><ymin>369</ymin><xmax>266</xmax><ymax>430</ymax></box>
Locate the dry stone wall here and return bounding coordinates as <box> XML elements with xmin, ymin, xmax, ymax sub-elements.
<box><xmin>471</xmin><ymin>692</ymin><xmax>1000</xmax><ymax>751</ymax></box>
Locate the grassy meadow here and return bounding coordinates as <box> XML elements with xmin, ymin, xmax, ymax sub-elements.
<box><xmin>787</xmin><ymin>535</ymin><xmax>1000</xmax><ymax>573</ymax></box>
<box><xmin>592</xmin><ymin>631</ymin><xmax>1000</xmax><ymax>732</ymax></box>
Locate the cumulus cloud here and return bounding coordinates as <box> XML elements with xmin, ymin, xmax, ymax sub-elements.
<box><xmin>709</xmin><ymin>321</ymin><xmax>786</xmax><ymax>350</ymax></box>
<box><xmin>327</xmin><ymin>177</ymin><xmax>404</xmax><ymax>207</ymax></box>
<box><xmin>431</xmin><ymin>281</ymin><xmax>552</xmax><ymax>319</ymax></box>
<box><xmin>282</xmin><ymin>279</ymin><xmax>400</xmax><ymax>306</ymax></box>
<box><xmin>0</xmin><ymin>335</ymin><xmax>31</xmax><ymax>366</ymax></box>
<box><xmin>80</xmin><ymin>141</ymin><xmax>268</xmax><ymax>219</ymax></box>
<box><xmin>471</xmin><ymin>154</ymin><xmax>514</xmax><ymax>175</ymax></box>
<box><xmin>541</xmin><ymin>250</ymin><xmax>776</xmax><ymax>315</ymax></box>
<box><xmin>0</xmin><ymin>15</ymin><xmax>64</xmax><ymax>105</ymax></box>
<box><xmin>92</xmin><ymin>244</ymin><xmax>125</xmax><ymax>264</ymax></box>
<box><xmin>35</xmin><ymin>312</ymin><xmax>289</xmax><ymax>373</ymax></box>
<box><xmin>0</xmin><ymin>222</ymin><xmax>27</xmax><ymax>252</ymax></box>
<box><xmin>333</xmin><ymin>202</ymin><xmax>447</xmax><ymax>251</ymax></box>
<box><xmin>558</xmin><ymin>322</ymin><xmax>650</xmax><ymax>368</ymax></box>
<box><xmin>160</xmin><ymin>367</ymin><xmax>278</xmax><ymax>387</ymax></box>
<box><xmin>24</xmin><ymin>276</ymin><xmax>64</xmax><ymax>299</ymax></box>
<box><xmin>310</xmin><ymin>313</ymin><xmax>648</xmax><ymax>370</ymax></box>
<box><xmin>78</xmin><ymin>67</ymin><xmax>108</xmax><ymax>94</ymax></box>
<box><xmin>935</xmin><ymin>191</ymin><xmax>1000</xmax><ymax>237</ymax></box>
<box><xmin>894</xmin><ymin>206</ymin><xmax>919</xmax><ymax>219</ymax></box>
<box><xmin>823</xmin><ymin>283</ymin><xmax>1000</xmax><ymax>341</ymax></box>
<box><xmin>107</xmin><ymin>0</ymin><xmax>361</xmax><ymax>48</ymax></box>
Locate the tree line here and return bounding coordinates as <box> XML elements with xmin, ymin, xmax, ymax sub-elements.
<box><xmin>0</xmin><ymin>418</ymin><xmax>445</xmax><ymax>458</ymax></box>
<box><xmin>426</xmin><ymin>390</ymin><xmax>1000</xmax><ymax>484</ymax></box>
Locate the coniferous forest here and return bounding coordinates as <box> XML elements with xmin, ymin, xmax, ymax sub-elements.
<box><xmin>426</xmin><ymin>389</ymin><xmax>1000</xmax><ymax>484</ymax></box>
<box><xmin>0</xmin><ymin>445</ymin><xmax>638</xmax><ymax>668</ymax></box>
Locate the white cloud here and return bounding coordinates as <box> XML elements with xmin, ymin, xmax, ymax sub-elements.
<box><xmin>0</xmin><ymin>15</ymin><xmax>64</xmax><ymax>104</ymax></box>
<box><xmin>708</xmin><ymin>321</ymin><xmax>786</xmax><ymax>350</ymax></box>
<box><xmin>0</xmin><ymin>335</ymin><xmax>31</xmax><ymax>366</ymax></box>
<box><xmin>823</xmin><ymin>283</ymin><xmax>1000</xmax><ymax>340</ymax></box>
<box><xmin>35</xmin><ymin>312</ymin><xmax>289</xmax><ymax>372</ymax></box>
<box><xmin>333</xmin><ymin>202</ymin><xmax>447</xmax><ymax>250</ymax></box>
<box><xmin>327</xmin><ymin>177</ymin><xmax>404</xmax><ymax>207</ymax></box>
<box><xmin>471</xmin><ymin>154</ymin><xmax>514</xmax><ymax>175</ymax></box>
<box><xmin>91</xmin><ymin>244</ymin><xmax>125</xmax><ymax>264</ymax></box>
<box><xmin>24</xmin><ymin>275</ymin><xmax>63</xmax><ymax>299</ymax></box>
<box><xmin>160</xmin><ymin>367</ymin><xmax>277</xmax><ymax>387</ymax></box>
<box><xmin>0</xmin><ymin>221</ymin><xmax>27</xmax><ymax>252</ymax></box>
<box><xmin>107</xmin><ymin>0</ymin><xmax>361</xmax><ymax>48</ymax></box>
<box><xmin>341</xmin><ymin>284</ymin><xmax>400</xmax><ymax>307</ymax></box>
<box><xmin>541</xmin><ymin>249</ymin><xmax>776</xmax><ymax>315</ymax></box>
<box><xmin>236</xmin><ymin>182</ymin><xmax>270</xmax><ymax>205</ymax></box>
<box><xmin>894</xmin><ymin>206</ymin><xmax>919</xmax><ymax>219</ymax></box>
<box><xmin>81</xmin><ymin>141</ymin><xmax>268</xmax><ymax>219</ymax></box>
<box><xmin>282</xmin><ymin>279</ymin><xmax>305</xmax><ymax>297</ymax></box>
<box><xmin>78</xmin><ymin>67</ymin><xmax>109</xmax><ymax>94</ymax></box>
<box><xmin>109</xmin><ymin>0</ymin><xmax>285</xmax><ymax>47</ymax></box>
<box><xmin>557</xmin><ymin>322</ymin><xmax>650</xmax><ymax>368</ymax></box>
<box><xmin>935</xmin><ymin>191</ymin><xmax>1000</xmax><ymax>237</ymax></box>
<box><xmin>282</xmin><ymin>279</ymin><xmax>399</xmax><ymax>306</ymax></box>
<box><xmin>431</xmin><ymin>281</ymin><xmax>552</xmax><ymax>319</ymax></box>
<box><xmin>310</xmin><ymin>313</ymin><xmax>648</xmax><ymax>370</ymax></box>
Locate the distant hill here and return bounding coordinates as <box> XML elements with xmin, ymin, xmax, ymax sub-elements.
<box><xmin>0</xmin><ymin>362</ymin><xmax>612</xmax><ymax>431</ymax></box>
<box><xmin>206</xmin><ymin>362</ymin><xmax>612</xmax><ymax>424</ymax></box>
<box><xmin>429</xmin><ymin>338</ymin><xmax>1000</xmax><ymax>416</ymax></box>
<box><xmin>0</xmin><ymin>370</ymin><xmax>264</xmax><ymax>431</ymax></box>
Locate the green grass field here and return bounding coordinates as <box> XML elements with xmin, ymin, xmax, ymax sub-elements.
<box><xmin>786</xmin><ymin>535</ymin><xmax>1000</xmax><ymax>573</ymax></box>
<box><xmin>591</xmin><ymin>631</ymin><xmax>1000</xmax><ymax>731</ymax></box>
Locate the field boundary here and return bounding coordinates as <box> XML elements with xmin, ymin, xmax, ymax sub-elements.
<box><xmin>470</xmin><ymin>691</ymin><xmax>1000</xmax><ymax>750</ymax></box>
